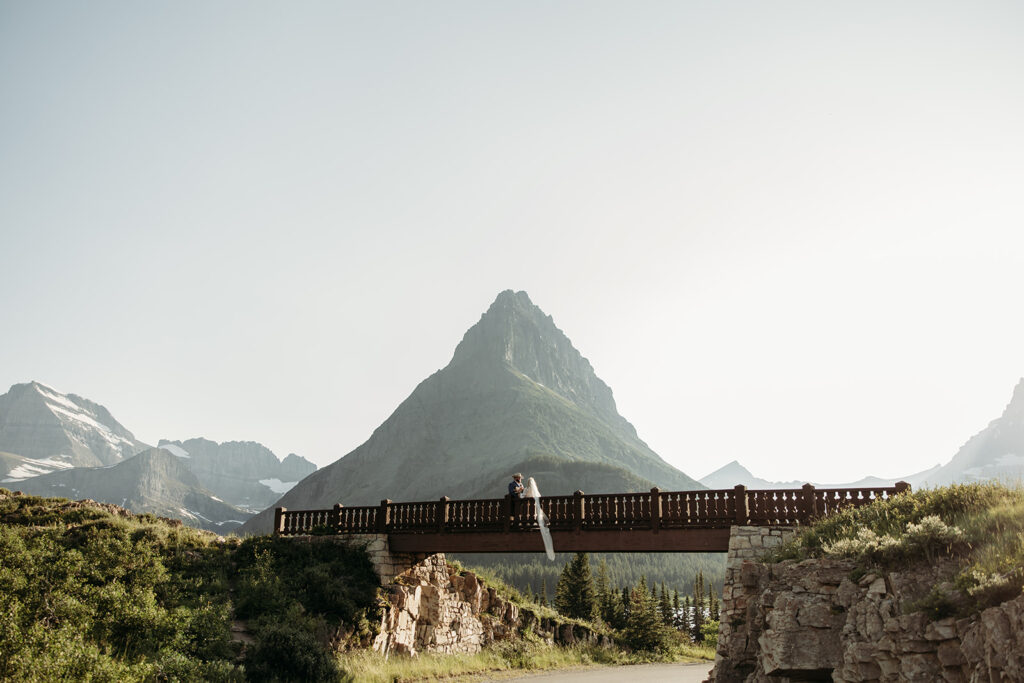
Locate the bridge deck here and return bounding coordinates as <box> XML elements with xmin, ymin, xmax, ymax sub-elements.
<box><xmin>388</xmin><ymin>527</ymin><xmax>732</xmax><ymax>553</ymax></box>
<box><xmin>275</xmin><ymin>482</ymin><xmax>910</xmax><ymax>553</ymax></box>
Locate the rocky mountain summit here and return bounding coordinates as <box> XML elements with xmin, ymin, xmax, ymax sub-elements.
<box><xmin>0</xmin><ymin>381</ymin><xmax>148</xmax><ymax>475</ymax></box>
<box><xmin>241</xmin><ymin>290</ymin><xmax>701</xmax><ymax>534</ymax></box>
<box><xmin>13</xmin><ymin>448</ymin><xmax>250</xmax><ymax>532</ymax></box>
<box><xmin>917</xmin><ymin>378</ymin><xmax>1024</xmax><ymax>486</ymax></box>
<box><xmin>157</xmin><ymin>438</ymin><xmax>316</xmax><ymax>512</ymax></box>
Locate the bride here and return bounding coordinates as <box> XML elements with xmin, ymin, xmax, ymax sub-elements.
<box><xmin>523</xmin><ymin>477</ymin><xmax>555</xmax><ymax>560</ymax></box>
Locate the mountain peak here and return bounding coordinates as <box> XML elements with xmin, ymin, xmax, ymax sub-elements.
<box><xmin>448</xmin><ymin>291</ymin><xmax>632</xmax><ymax>435</ymax></box>
<box><xmin>1005</xmin><ymin>377</ymin><xmax>1024</xmax><ymax>420</ymax></box>
<box><xmin>0</xmin><ymin>381</ymin><xmax>147</xmax><ymax>467</ymax></box>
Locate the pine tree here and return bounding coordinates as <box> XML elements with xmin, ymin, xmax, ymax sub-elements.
<box><xmin>624</xmin><ymin>577</ymin><xmax>671</xmax><ymax>652</ymax></box>
<box><xmin>539</xmin><ymin>578</ymin><xmax>548</xmax><ymax>607</ymax></box>
<box><xmin>658</xmin><ymin>583</ymin><xmax>673</xmax><ymax>626</ymax></box>
<box><xmin>594</xmin><ymin>559</ymin><xmax>622</xmax><ymax>627</ymax></box>
<box><xmin>691</xmin><ymin>571</ymin><xmax>706</xmax><ymax>642</ymax></box>
<box><xmin>621</xmin><ymin>586</ymin><xmax>631</xmax><ymax>621</ymax></box>
<box><xmin>554</xmin><ymin>552</ymin><xmax>597</xmax><ymax>620</ymax></box>
<box><xmin>709</xmin><ymin>580</ymin><xmax>720</xmax><ymax>621</ymax></box>
<box><xmin>673</xmin><ymin>589</ymin><xmax>683</xmax><ymax>629</ymax></box>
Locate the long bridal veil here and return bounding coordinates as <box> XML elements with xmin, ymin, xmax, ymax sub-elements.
<box><xmin>524</xmin><ymin>477</ymin><xmax>555</xmax><ymax>560</ymax></box>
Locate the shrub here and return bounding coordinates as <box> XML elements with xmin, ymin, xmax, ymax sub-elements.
<box><xmin>245</xmin><ymin>623</ymin><xmax>340</xmax><ymax>682</ymax></box>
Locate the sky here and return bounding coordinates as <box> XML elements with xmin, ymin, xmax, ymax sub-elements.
<box><xmin>2</xmin><ymin>1</ymin><xmax>1023</xmax><ymax>485</ymax></box>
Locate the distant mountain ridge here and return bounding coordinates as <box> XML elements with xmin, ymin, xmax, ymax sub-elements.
<box><xmin>0</xmin><ymin>381</ymin><xmax>314</xmax><ymax>528</ymax></box>
<box><xmin>700</xmin><ymin>379</ymin><xmax>1024</xmax><ymax>490</ymax></box>
<box><xmin>241</xmin><ymin>290</ymin><xmax>702</xmax><ymax>534</ymax></box>
<box><xmin>157</xmin><ymin>438</ymin><xmax>316</xmax><ymax>513</ymax></box>
<box><xmin>14</xmin><ymin>448</ymin><xmax>250</xmax><ymax>532</ymax></box>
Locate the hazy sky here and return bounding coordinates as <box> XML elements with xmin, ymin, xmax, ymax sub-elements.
<box><xmin>2</xmin><ymin>1</ymin><xmax>1023</xmax><ymax>485</ymax></box>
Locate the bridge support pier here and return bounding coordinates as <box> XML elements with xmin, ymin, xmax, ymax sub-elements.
<box><xmin>346</xmin><ymin>533</ymin><xmax>434</xmax><ymax>584</ymax></box>
<box><xmin>713</xmin><ymin>526</ymin><xmax>800</xmax><ymax>679</ymax></box>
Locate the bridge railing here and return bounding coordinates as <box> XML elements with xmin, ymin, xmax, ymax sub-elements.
<box><xmin>273</xmin><ymin>482</ymin><xmax>911</xmax><ymax>536</ymax></box>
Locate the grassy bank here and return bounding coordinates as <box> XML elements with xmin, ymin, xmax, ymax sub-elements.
<box><xmin>338</xmin><ymin>639</ymin><xmax>715</xmax><ymax>682</ymax></box>
<box><xmin>768</xmin><ymin>482</ymin><xmax>1024</xmax><ymax>615</ymax></box>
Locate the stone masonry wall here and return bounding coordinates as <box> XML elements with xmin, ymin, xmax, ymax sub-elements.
<box><xmin>710</xmin><ymin>527</ymin><xmax>1024</xmax><ymax>682</ymax></box>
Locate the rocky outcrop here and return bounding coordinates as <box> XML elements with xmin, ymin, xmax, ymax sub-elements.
<box><xmin>711</xmin><ymin>530</ymin><xmax>1024</xmax><ymax>682</ymax></box>
<box><xmin>305</xmin><ymin>533</ymin><xmax>604</xmax><ymax>657</ymax></box>
<box><xmin>375</xmin><ymin>552</ymin><xmax>604</xmax><ymax>657</ymax></box>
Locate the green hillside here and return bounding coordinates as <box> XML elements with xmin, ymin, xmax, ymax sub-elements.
<box><xmin>0</xmin><ymin>488</ymin><xmax>380</xmax><ymax>681</ymax></box>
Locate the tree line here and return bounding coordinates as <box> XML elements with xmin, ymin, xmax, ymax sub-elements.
<box><xmin>533</xmin><ymin>552</ymin><xmax>721</xmax><ymax>651</ymax></box>
<box><xmin>454</xmin><ymin>550</ymin><xmax>725</xmax><ymax>605</ymax></box>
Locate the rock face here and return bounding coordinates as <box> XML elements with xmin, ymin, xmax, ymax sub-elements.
<box><xmin>0</xmin><ymin>381</ymin><xmax>148</xmax><ymax>473</ymax></box>
<box><xmin>13</xmin><ymin>448</ymin><xmax>251</xmax><ymax>532</ymax></box>
<box><xmin>157</xmin><ymin>438</ymin><xmax>316</xmax><ymax>513</ymax></box>
<box><xmin>293</xmin><ymin>535</ymin><xmax>604</xmax><ymax>657</ymax></box>
<box><xmin>373</xmin><ymin>549</ymin><xmax>602</xmax><ymax>656</ymax></box>
<box><xmin>712</xmin><ymin>531</ymin><xmax>1024</xmax><ymax>682</ymax></box>
<box><xmin>241</xmin><ymin>290</ymin><xmax>701</xmax><ymax>534</ymax></box>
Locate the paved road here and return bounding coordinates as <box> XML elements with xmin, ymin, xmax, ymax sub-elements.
<box><xmin>496</xmin><ymin>661</ymin><xmax>713</xmax><ymax>683</ymax></box>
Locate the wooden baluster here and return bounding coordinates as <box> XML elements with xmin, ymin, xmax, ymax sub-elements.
<box><xmin>574</xmin><ymin>490</ymin><xmax>584</xmax><ymax>534</ymax></box>
<box><xmin>378</xmin><ymin>499</ymin><xmax>391</xmax><ymax>533</ymax></box>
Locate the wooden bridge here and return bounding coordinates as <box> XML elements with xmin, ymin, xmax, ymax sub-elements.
<box><xmin>273</xmin><ymin>482</ymin><xmax>911</xmax><ymax>553</ymax></box>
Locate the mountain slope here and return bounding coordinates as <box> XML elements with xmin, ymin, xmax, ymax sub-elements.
<box><xmin>241</xmin><ymin>290</ymin><xmax>701</xmax><ymax>534</ymax></box>
<box><xmin>0</xmin><ymin>381</ymin><xmax>148</xmax><ymax>472</ymax></box>
<box><xmin>14</xmin><ymin>448</ymin><xmax>250</xmax><ymax>531</ymax></box>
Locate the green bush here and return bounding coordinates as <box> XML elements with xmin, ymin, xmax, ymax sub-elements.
<box><xmin>245</xmin><ymin>622</ymin><xmax>341</xmax><ymax>682</ymax></box>
<box><xmin>0</xmin><ymin>492</ymin><xmax>384</xmax><ymax>681</ymax></box>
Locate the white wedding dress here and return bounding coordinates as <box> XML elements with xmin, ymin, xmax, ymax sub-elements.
<box><xmin>524</xmin><ymin>477</ymin><xmax>555</xmax><ymax>560</ymax></box>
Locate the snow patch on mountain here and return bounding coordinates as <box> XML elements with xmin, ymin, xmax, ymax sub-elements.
<box><xmin>259</xmin><ymin>478</ymin><xmax>298</xmax><ymax>494</ymax></box>
<box><xmin>44</xmin><ymin>402</ymin><xmax>134</xmax><ymax>448</ymax></box>
<box><xmin>2</xmin><ymin>456</ymin><xmax>74</xmax><ymax>482</ymax></box>
<box><xmin>159</xmin><ymin>443</ymin><xmax>190</xmax><ymax>458</ymax></box>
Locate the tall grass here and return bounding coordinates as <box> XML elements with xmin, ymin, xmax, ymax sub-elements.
<box><xmin>337</xmin><ymin>639</ymin><xmax>715</xmax><ymax>682</ymax></box>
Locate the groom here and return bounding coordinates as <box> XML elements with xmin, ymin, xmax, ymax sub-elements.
<box><xmin>508</xmin><ymin>472</ymin><xmax>525</xmax><ymax>498</ymax></box>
